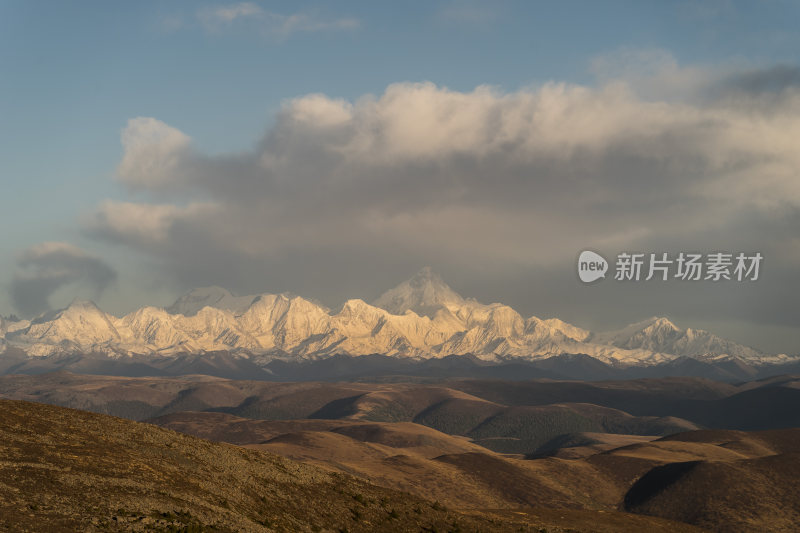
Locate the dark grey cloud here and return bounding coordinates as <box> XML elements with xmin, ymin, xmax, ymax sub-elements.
<box><xmin>11</xmin><ymin>242</ymin><xmax>117</xmax><ymax>317</ymax></box>
<box><xmin>718</xmin><ymin>64</ymin><xmax>800</xmax><ymax>95</ymax></box>
<box><xmin>83</xmin><ymin>75</ymin><xmax>800</xmax><ymax>352</ymax></box>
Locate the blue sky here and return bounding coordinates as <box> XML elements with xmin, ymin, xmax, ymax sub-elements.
<box><xmin>3</xmin><ymin>1</ymin><xmax>800</xmax><ymax>352</ymax></box>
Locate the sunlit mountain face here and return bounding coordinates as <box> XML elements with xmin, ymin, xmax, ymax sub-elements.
<box><xmin>2</xmin><ymin>269</ymin><xmax>793</xmax><ymax>372</ymax></box>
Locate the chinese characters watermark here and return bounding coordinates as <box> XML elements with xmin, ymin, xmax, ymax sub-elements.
<box><xmin>578</xmin><ymin>251</ymin><xmax>762</xmax><ymax>283</ymax></box>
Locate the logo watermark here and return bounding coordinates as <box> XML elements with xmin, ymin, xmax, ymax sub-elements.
<box><xmin>577</xmin><ymin>251</ymin><xmax>762</xmax><ymax>283</ymax></box>
<box><xmin>577</xmin><ymin>250</ymin><xmax>608</xmax><ymax>283</ymax></box>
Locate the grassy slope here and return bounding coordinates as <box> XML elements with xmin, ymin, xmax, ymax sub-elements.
<box><xmin>0</xmin><ymin>399</ymin><xmax>541</xmax><ymax>532</ymax></box>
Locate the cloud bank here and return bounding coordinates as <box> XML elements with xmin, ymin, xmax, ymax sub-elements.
<box><xmin>11</xmin><ymin>243</ymin><xmax>117</xmax><ymax>317</ymax></box>
<box><xmin>84</xmin><ymin>56</ymin><xmax>800</xmax><ymax>339</ymax></box>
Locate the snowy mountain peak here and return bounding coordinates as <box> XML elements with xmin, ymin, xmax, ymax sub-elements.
<box><xmin>168</xmin><ymin>286</ymin><xmax>256</xmax><ymax>317</ymax></box>
<box><xmin>589</xmin><ymin>316</ymin><xmax>764</xmax><ymax>361</ymax></box>
<box><xmin>0</xmin><ymin>316</ymin><xmax>29</xmax><ymax>336</ymax></box>
<box><xmin>1</xmin><ymin>270</ymin><xmax>789</xmax><ymax>366</ymax></box>
<box><xmin>30</xmin><ymin>299</ymin><xmax>106</xmax><ymax>324</ymax></box>
<box><xmin>65</xmin><ymin>298</ymin><xmax>102</xmax><ymax>311</ymax></box>
<box><xmin>10</xmin><ymin>298</ymin><xmax>122</xmax><ymax>353</ymax></box>
<box><xmin>643</xmin><ymin>316</ymin><xmax>679</xmax><ymax>330</ymax></box>
<box><xmin>536</xmin><ymin>318</ymin><xmax>591</xmax><ymax>342</ymax></box>
<box><xmin>372</xmin><ymin>267</ymin><xmax>465</xmax><ymax>317</ymax></box>
<box><xmin>411</xmin><ymin>265</ymin><xmax>436</xmax><ymax>281</ymax></box>
<box><xmin>339</xmin><ymin>298</ymin><xmax>377</xmax><ymax>314</ymax></box>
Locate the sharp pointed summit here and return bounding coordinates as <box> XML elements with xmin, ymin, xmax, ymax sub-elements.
<box><xmin>167</xmin><ymin>286</ymin><xmax>257</xmax><ymax>317</ymax></box>
<box><xmin>589</xmin><ymin>316</ymin><xmax>763</xmax><ymax>360</ymax></box>
<box><xmin>372</xmin><ymin>267</ymin><xmax>465</xmax><ymax>318</ymax></box>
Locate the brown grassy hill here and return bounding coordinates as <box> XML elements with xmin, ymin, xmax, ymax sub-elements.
<box><xmin>461</xmin><ymin>402</ymin><xmax>698</xmax><ymax>454</ymax></box>
<box><xmin>5</xmin><ymin>373</ymin><xmax>798</xmax><ymax>437</ymax></box>
<box><xmin>0</xmin><ymin>399</ymin><xmax>558</xmax><ymax>532</ymax></box>
<box><xmin>150</xmin><ymin>411</ymin><xmax>666</xmax><ymax>513</ymax></box>
<box><xmin>526</xmin><ymin>432</ymin><xmax>660</xmax><ymax>459</ymax></box>
<box><xmin>4</xmin><ymin>374</ymin><xmax>800</xmax><ymax>531</ymax></box>
<box><xmin>0</xmin><ymin>373</ymin><xmax>737</xmax><ymax>423</ymax></box>
<box><xmin>0</xmin><ymin>399</ymin><xmax>709</xmax><ymax>533</ymax></box>
<box><xmin>446</xmin><ymin>377</ymin><xmax>737</xmax><ymax>411</ymax></box>
<box><xmin>575</xmin><ymin>428</ymin><xmax>800</xmax><ymax>532</ymax></box>
<box><xmin>624</xmin><ymin>450</ymin><xmax>800</xmax><ymax>531</ymax></box>
<box><xmin>151</xmin><ymin>412</ymin><xmax>485</xmax><ymax>454</ymax></box>
<box><xmin>152</xmin><ymin>411</ymin><xmax>800</xmax><ymax>532</ymax></box>
<box><xmin>7</xmin><ymin>373</ymin><xmax>705</xmax><ymax>456</ymax></box>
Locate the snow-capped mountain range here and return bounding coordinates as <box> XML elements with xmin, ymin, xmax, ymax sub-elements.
<box><xmin>1</xmin><ymin>267</ymin><xmax>795</xmax><ymax>366</ymax></box>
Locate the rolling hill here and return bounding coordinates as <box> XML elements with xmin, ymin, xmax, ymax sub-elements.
<box><xmin>3</xmin><ymin>372</ymin><xmax>799</xmax><ymax>531</ymax></box>
<box><xmin>0</xmin><ymin>399</ymin><xmax>539</xmax><ymax>532</ymax></box>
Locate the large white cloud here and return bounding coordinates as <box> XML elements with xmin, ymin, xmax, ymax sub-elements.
<box><xmin>86</xmin><ymin>62</ymin><xmax>800</xmax><ymax>334</ymax></box>
<box><xmin>117</xmin><ymin>117</ymin><xmax>191</xmax><ymax>190</ymax></box>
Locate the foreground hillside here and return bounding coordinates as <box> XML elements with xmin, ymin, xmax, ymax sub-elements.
<box><xmin>0</xmin><ymin>399</ymin><xmax>533</xmax><ymax>532</ymax></box>
<box><xmin>152</xmin><ymin>410</ymin><xmax>800</xmax><ymax>532</ymax></box>
<box><xmin>0</xmin><ymin>400</ymin><xmax>705</xmax><ymax>533</ymax></box>
<box><xmin>3</xmin><ymin>374</ymin><xmax>800</xmax><ymax>531</ymax></box>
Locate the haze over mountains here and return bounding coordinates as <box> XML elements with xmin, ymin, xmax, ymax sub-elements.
<box><xmin>1</xmin><ymin>268</ymin><xmax>797</xmax><ymax>378</ymax></box>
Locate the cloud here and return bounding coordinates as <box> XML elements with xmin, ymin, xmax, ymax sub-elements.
<box><xmin>11</xmin><ymin>243</ymin><xmax>117</xmax><ymax>317</ymax></box>
<box><xmin>590</xmin><ymin>48</ymin><xmax>718</xmax><ymax>102</ymax></box>
<box><xmin>117</xmin><ymin>118</ymin><xmax>191</xmax><ymax>190</ymax></box>
<box><xmin>199</xmin><ymin>2</ymin><xmax>262</xmax><ymax>25</ymax></box>
<box><xmin>86</xmin><ymin>64</ymin><xmax>800</xmax><ymax>337</ymax></box>
<box><xmin>85</xmin><ymin>201</ymin><xmax>218</xmax><ymax>248</ymax></box>
<box><xmin>112</xmin><ymin>79</ymin><xmax>800</xmax><ymax>210</ymax></box>
<box><xmin>197</xmin><ymin>3</ymin><xmax>359</xmax><ymax>38</ymax></box>
<box><xmin>715</xmin><ymin>64</ymin><xmax>800</xmax><ymax>95</ymax></box>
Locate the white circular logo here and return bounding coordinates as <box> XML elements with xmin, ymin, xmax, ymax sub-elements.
<box><xmin>577</xmin><ymin>250</ymin><xmax>608</xmax><ymax>283</ymax></box>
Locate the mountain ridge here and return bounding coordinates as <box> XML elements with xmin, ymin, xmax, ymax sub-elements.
<box><xmin>1</xmin><ymin>268</ymin><xmax>794</xmax><ymax>369</ymax></box>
